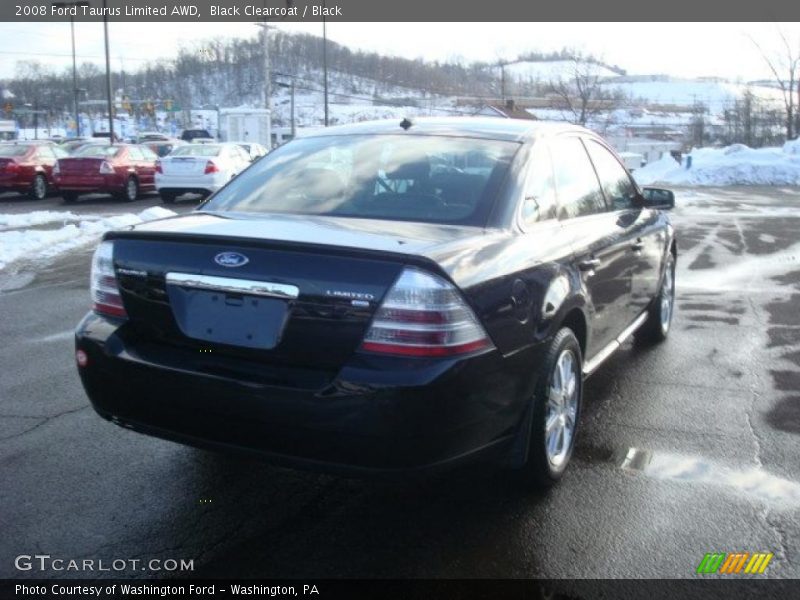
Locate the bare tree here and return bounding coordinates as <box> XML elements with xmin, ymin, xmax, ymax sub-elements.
<box><xmin>750</xmin><ymin>29</ymin><xmax>800</xmax><ymax>140</ymax></box>
<box><xmin>546</xmin><ymin>55</ymin><xmax>622</xmax><ymax>127</ymax></box>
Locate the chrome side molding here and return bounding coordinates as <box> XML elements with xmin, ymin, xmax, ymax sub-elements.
<box><xmin>583</xmin><ymin>311</ymin><xmax>648</xmax><ymax>377</ymax></box>
<box><xmin>165</xmin><ymin>272</ymin><xmax>300</xmax><ymax>300</ymax></box>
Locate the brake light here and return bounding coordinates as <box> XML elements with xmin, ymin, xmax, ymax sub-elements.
<box><xmin>90</xmin><ymin>241</ymin><xmax>127</xmax><ymax>318</ymax></box>
<box><xmin>155</xmin><ymin>160</ymin><xmax>162</xmax><ymax>174</ymax></box>
<box><xmin>99</xmin><ymin>161</ymin><xmax>115</xmax><ymax>174</ymax></box>
<box><xmin>204</xmin><ymin>160</ymin><xmax>219</xmax><ymax>174</ymax></box>
<box><xmin>361</xmin><ymin>268</ymin><xmax>493</xmax><ymax>357</ymax></box>
<box><xmin>2</xmin><ymin>161</ymin><xmax>19</xmax><ymax>174</ymax></box>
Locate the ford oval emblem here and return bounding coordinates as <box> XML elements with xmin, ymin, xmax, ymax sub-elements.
<box><xmin>214</xmin><ymin>252</ymin><xmax>249</xmax><ymax>268</ymax></box>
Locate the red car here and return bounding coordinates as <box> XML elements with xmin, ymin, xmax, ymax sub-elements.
<box><xmin>0</xmin><ymin>141</ymin><xmax>69</xmax><ymax>200</ymax></box>
<box><xmin>54</xmin><ymin>143</ymin><xmax>159</xmax><ymax>203</ymax></box>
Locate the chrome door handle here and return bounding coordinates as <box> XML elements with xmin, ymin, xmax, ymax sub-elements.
<box><xmin>578</xmin><ymin>258</ymin><xmax>601</xmax><ymax>271</ymax></box>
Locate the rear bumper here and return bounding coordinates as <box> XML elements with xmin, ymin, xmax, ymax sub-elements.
<box><xmin>55</xmin><ymin>174</ymin><xmax>125</xmax><ymax>193</ymax></box>
<box><xmin>155</xmin><ymin>173</ymin><xmax>226</xmax><ymax>194</ymax></box>
<box><xmin>75</xmin><ymin>312</ymin><xmax>539</xmax><ymax>476</ymax></box>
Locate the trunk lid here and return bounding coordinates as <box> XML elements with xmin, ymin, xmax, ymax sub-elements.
<box><xmin>160</xmin><ymin>156</ymin><xmax>210</xmax><ymax>177</ymax></box>
<box><xmin>108</xmin><ymin>212</ymin><xmax>501</xmax><ymax>379</ymax></box>
<box><xmin>58</xmin><ymin>157</ymin><xmax>105</xmax><ymax>175</ymax></box>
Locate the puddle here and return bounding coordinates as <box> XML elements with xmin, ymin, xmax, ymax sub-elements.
<box><xmin>616</xmin><ymin>447</ymin><xmax>800</xmax><ymax>505</ymax></box>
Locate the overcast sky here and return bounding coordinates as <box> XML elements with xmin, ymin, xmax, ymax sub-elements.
<box><xmin>1</xmin><ymin>22</ymin><xmax>800</xmax><ymax>81</ymax></box>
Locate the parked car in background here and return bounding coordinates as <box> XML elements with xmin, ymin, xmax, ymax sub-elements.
<box><xmin>62</xmin><ymin>139</ymin><xmax>106</xmax><ymax>155</ymax></box>
<box><xmin>143</xmin><ymin>138</ymin><xmax>186</xmax><ymax>158</ymax></box>
<box><xmin>137</xmin><ymin>132</ymin><xmax>170</xmax><ymax>142</ymax></box>
<box><xmin>75</xmin><ymin>118</ymin><xmax>677</xmax><ymax>486</ymax></box>
<box><xmin>233</xmin><ymin>141</ymin><xmax>269</xmax><ymax>162</ymax></box>
<box><xmin>54</xmin><ymin>143</ymin><xmax>159</xmax><ymax>203</ymax></box>
<box><xmin>180</xmin><ymin>129</ymin><xmax>213</xmax><ymax>142</ymax></box>
<box><xmin>0</xmin><ymin>141</ymin><xmax>69</xmax><ymax>199</ymax></box>
<box><xmin>92</xmin><ymin>132</ymin><xmax>122</xmax><ymax>143</ymax></box>
<box><xmin>155</xmin><ymin>142</ymin><xmax>251</xmax><ymax>203</ymax></box>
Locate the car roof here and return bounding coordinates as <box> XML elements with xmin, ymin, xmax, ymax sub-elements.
<box><xmin>302</xmin><ymin>117</ymin><xmax>590</xmax><ymax>143</ymax></box>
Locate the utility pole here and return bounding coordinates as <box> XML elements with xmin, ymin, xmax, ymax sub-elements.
<box><xmin>255</xmin><ymin>13</ymin><xmax>271</xmax><ymax>112</ymax></box>
<box><xmin>323</xmin><ymin>2</ymin><xmax>329</xmax><ymax>126</ymax></box>
<box><xmin>52</xmin><ymin>1</ymin><xmax>89</xmax><ymax>137</ymax></box>
<box><xmin>102</xmin><ymin>0</ymin><xmax>114</xmax><ymax>143</ymax></box>
<box><xmin>290</xmin><ymin>79</ymin><xmax>295</xmax><ymax>138</ymax></box>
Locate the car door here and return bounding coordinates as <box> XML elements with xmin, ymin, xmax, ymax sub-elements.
<box><xmin>36</xmin><ymin>145</ymin><xmax>57</xmax><ymax>183</ymax></box>
<box><xmin>137</xmin><ymin>146</ymin><xmax>159</xmax><ymax>189</ymax></box>
<box><xmin>550</xmin><ymin>135</ymin><xmax>637</xmax><ymax>359</ymax></box>
<box><xmin>584</xmin><ymin>139</ymin><xmax>663</xmax><ymax>320</ymax></box>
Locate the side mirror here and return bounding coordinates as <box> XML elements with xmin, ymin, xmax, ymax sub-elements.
<box><xmin>641</xmin><ymin>187</ymin><xmax>675</xmax><ymax>210</ymax></box>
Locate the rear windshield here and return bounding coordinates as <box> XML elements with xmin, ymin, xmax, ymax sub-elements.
<box><xmin>0</xmin><ymin>145</ymin><xmax>32</xmax><ymax>157</ymax></box>
<box><xmin>172</xmin><ymin>145</ymin><xmax>222</xmax><ymax>157</ymax></box>
<box><xmin>76</xmin><ymin>145</ymin><xmax>122</xmax><ymax>158</ymax></box>
<box><xmin>203</xmin><ymin>134</ymin><xmax>520</xmax><ymax>225</ymax></box>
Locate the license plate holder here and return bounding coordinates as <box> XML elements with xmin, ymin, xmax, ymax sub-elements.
<box><xmin>167</xmin><ymin>287</ymin><xmax>289</xmax><ymax>350</ymax></box>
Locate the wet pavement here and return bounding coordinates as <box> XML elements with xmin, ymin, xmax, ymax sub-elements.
<box><xmin>0</xmin><ymin>187</ymin><xmax>798</xmax><ymax>581</ymax></box>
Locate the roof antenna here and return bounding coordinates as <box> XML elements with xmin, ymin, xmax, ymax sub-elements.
<box><xmin>400</xmin><ymin>118</ymin><xmax>413</xmax><ymax>131</ymax></box>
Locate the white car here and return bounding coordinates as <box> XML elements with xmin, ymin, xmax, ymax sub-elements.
<box><xmin>231</xmin><ymin>142</ymin><xmax>269</xmax><ymax>162</ymax></box>
<box><xmin>155</xmin><ymin>143</ymin><xmax>251</xmax><ymax>203</ymax></box>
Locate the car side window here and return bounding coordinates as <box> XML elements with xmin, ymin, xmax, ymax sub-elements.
<box><xmin>550</xmin><ymin>137</ymin><xmax>607</xmax><ymax>219</ymax></box>
<box><xmin>127</xmin><ymin>147</ymin><xmax>143</xmax><ymax>161</ymax></box>
<box><xmin>141</xmin><ymin>147</ymin><xmax>158</xmax><ymax>161</ymax></box>
<box><xmin>521</xmin><ymin>142</ymin><xmax>558</xmax><ymax>225</ymax></box>
<box><xmin>585</xmin><ymin>140</ymin><xmax>638</xmax><ymax>211</ymax></box>
<box><xmin>37</xmin><ymin>146</ymin><xmax>55</xmax><ymax>159</ymax></box>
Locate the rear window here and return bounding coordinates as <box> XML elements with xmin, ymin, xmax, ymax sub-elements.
<box><xmin>76</xmin><ymin>145</ymin><xmax>122</xmax><ymax>158</ymax></box>
<box><xmin>171</xmin><ymin>145</ymin><xmax>222</xmax><ymax>157</ymax></box>
<box><xmin>0</xmin><ymin>145</ymin><xmax>32</xmax><ymax>157</ymax></box>
<box><xmin>203</xmin><ymin>134</ymin><xmax>520</xmax><ymax>225</ymax></box>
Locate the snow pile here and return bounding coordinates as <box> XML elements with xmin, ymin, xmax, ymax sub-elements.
<box><xmin>635</xmin><ymin>143</ymin><xmax>800</xmax><ymax>186</ymax></box>
<box><xmin>0</xmin><ymin>210</ymin><xmax>82</xmax><ymax>230</ymax></box>
<box><xmin>0</xmin><ymin>207</ymin><xmax>176</xmax><ymax>271</ymax></box>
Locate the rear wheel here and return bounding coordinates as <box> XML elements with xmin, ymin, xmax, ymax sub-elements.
<box><xmin>29</xmin><ymin>174</ymin><xmax>47</xmax><ymax>200</ymax></box>
<box><xmin>513</xmin><ymin>327</ymin><xmax>583</xmax><ymax>488</ymax></box>
<box><xmin>61</xmin><ymin>191</ymin><xmax>78</xmax><ymax>204</ymax></box>
<box><xmin>117</xmin><ymin>177</ymin><xmax>138</xmax><ymax>202</ymax></box>
<box><xmin>636</xmin><ymin>252</ymin><xmax>675</xmax><ymax>345</ymax></box>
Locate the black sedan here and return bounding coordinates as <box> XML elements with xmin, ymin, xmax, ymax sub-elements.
<box><xmin>75</xmin><ymin>118</ymin><xmax>676</xmax><ymax>486</ymax></box>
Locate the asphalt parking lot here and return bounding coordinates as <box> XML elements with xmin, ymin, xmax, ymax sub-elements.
<box><xmin>0</xmin><ymin>186</ymin><xmax>798</xmax><ymax>582</ymax></box>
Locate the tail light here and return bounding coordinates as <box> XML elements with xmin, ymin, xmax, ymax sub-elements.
<box><xmin>99</xmin><ymin>161</ymin><xmax>115</xmax><ymax>174</ymax></box>
<box><xmin>90</xmin><ymin>241</ymin><xmax>127</xmax><ymax>319</ymax></box>
<box><xmin>3</xmin><ymin>161</ymin><xmax>19</xmax><ymax>174</ymax></box>
<box><xmin>155</xmin><ymin>160</ymin><xmax>162</xmax><ymax>174</ymax></box>
<box><xmin>204</xmin><ymin>160</ymin><xmax>219</xmax><ymax>174</ymax></box>
<box><xmin>361</xmin><ymin>268</ymin><xmax>493</xmax><ymax>357</ymax></box>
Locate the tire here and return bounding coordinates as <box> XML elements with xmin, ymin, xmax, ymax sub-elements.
<box><xmin>512</xmin><ymin>327</ymin><xmax>583</xmax><ymax>488</ymax></box>
<box><xmin>635</xmin><ymin>252</ymin><xmax>676</xmax><ymax>345</ymax></box>
<box><xmin>29</xmin><ymin>174</ymin><xmax>47</xmax><ymax>200</ymax></box>
<box><xmin>61</xmin><ymin>192</ymin><xmax>78</xmax><ymax>204</ymax></box>
<box><xmin>117</xmin><ymin>177</ymin><xmax>139</xmax><ymax>202</ymax></box>
<box><xmin>159</xmin><ymin>191</ymin><xmax>177</xmax><ymax>204</ymax></box>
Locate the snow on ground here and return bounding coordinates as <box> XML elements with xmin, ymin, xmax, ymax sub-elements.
<box><xmin>0</xmin><ymin>207</ymin><xmax>176</xmax><ymax>271</ymax></box>
<box><xmin>635</xmin><ymin>143</ymin><xmax>800</xmax><ymax>186</ymax></box>
<box><xmin>0</xmin><ymin>211</ymin><xmax>83</xmax><ymax>231</ymax></box>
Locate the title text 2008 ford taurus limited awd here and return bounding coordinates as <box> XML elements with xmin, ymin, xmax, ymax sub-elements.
<box><xmin>75</xmin><ymin>118</ymin><xmax>676</xmax><ymax>486</ymax></box>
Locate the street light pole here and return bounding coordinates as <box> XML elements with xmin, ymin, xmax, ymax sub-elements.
<box><xmin>322</xmin><ymin>6</ymin><xmax>328</xmax><ymax>127</ymax></box>
<box><xmin>52</xmin><ymin>2</ymin><xmax>89</xmax><ymax>137</ymax></box>
<box><xmin>102</xmin><ymin>0</ymin><xmax>114</xmax><ymax>143</ymax></box>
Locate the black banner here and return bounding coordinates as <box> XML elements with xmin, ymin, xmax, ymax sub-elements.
<box><xmin>1</xmin><ymin>579</ymin><xmax>796</xmax><ymax>600</ymax></box>
<box><xmin>2</xmin><ymin>0</ymin><xmax>798</xmax><ymax>22</ymax></box>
